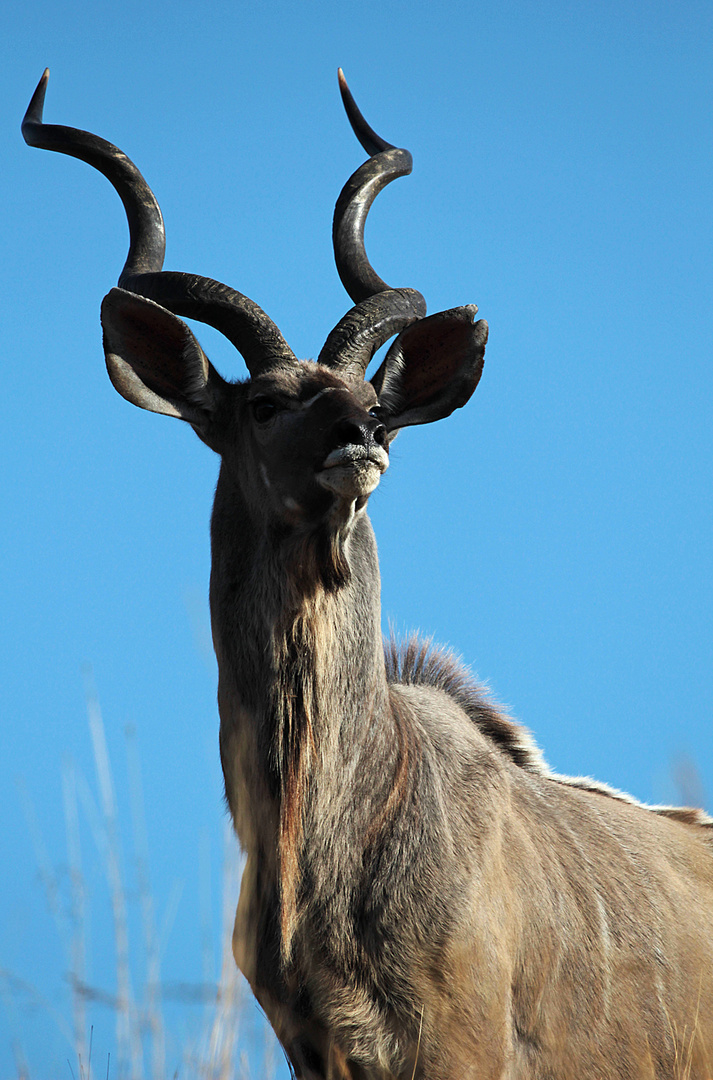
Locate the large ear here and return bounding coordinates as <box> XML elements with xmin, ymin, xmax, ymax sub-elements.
<box><xmin>101</xmin><ymin>288</ymin><xmax>229</xmax><ymax>432</ymax></box>
<box><xmin>370</xmin><ymin>305</ymin><xmax>487</xmax><ymax>431</ymax></box>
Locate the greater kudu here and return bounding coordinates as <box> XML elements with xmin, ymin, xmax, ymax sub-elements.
<box><xmin>24</xmin><ymin>70</ymin><xmax>713</xmax><ymax>1079</ymax></box>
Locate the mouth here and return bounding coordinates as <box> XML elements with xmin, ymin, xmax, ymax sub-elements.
<box><xmin>316</xmin><ymin>443</ymin><xmax>389</xmax><ymax>499</ymax></box>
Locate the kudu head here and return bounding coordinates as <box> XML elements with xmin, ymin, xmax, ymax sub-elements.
<box><xmin>23</xmin><ymin>69</ymin><xmax>487</xmax><ymax>553</ymax></box>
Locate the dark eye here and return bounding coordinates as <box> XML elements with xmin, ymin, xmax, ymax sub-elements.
<box><xmin>369</xmin><ymin>406</ymin><xmax>386</xmax><ymax>422</ymax></box>
<box><xmin>251</xmin><ymin>398</ymin><xmax>278</xmax><ymax>424</ymax></box>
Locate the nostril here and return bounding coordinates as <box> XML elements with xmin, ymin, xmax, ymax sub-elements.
<box><xmin>371</xmin><ymin>421</ymin><xmax>387</xmax><ymax>448</ymax></box>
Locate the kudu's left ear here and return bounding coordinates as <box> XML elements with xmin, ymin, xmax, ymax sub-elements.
<box><xmin>370</xmin><ymin>306</ymin><xmax>487</xmax><ymax>431</ymax></box>
<box><xmin>101</xmin><ymin>288</ymin><xmax>229</xmax><ymax>440</ymax></box>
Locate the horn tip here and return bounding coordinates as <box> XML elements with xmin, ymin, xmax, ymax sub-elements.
<box><xmin>336</xmin><ymin>70</ymin><xmax>395</xmax><ymax>156</ymax></box>
<box><xmin>23</xmin><ymin>68</ymin><xmax>50</xmax><ymax>137</ymax></box>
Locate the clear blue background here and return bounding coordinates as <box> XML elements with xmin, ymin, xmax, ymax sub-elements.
<box><xmin>2</xmin><ymin>0</ymin><xmax>712</xmax><ymax>1075</ymax></box>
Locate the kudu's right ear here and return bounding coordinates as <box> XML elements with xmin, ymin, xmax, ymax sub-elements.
<box><xmin>370</xmin><ymin>306</ymin><xmax>488</xmax><ymax>432</ymax></box>
<box><xmin>101</xmin><ymin>289</ymin><xmax>229</xmax><ymax>439</ymax></box>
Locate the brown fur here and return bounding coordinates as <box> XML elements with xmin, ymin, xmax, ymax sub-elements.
<box><xmin>274</xmin><ymin>589</ymin><xmax>333</xmax><ymax>960</ymax></box>
<box><xmin>362</xmin><ymin>688</ymin><xmax>416</xmax><ymax>852</ymax></box>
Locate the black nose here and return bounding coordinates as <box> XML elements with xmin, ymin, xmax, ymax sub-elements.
<box><xmin>331</xmin><ymin>414</ymin><xmax>387</xmax><ymax>450</ymax></box>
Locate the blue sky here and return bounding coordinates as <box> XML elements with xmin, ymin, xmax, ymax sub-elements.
<box><xmin>2</xmin><ymin>0</ymin><xmax>712</xmax><ymax>1075</ymax></box>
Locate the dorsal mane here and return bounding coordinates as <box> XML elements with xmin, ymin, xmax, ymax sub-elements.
<box><xmin>549</xmin><ymin>772</ymin><xmax>713</xmax><ymax>827</ymax></box>
<box><xmin>385</xmin><ymin>635</ymin><xmax>547</xmax><ymax>771</ymax></box>
<box><xmin>385</xmin><ymin>635</ymin><xmax>713</xmax><ymax>829</ymax></box>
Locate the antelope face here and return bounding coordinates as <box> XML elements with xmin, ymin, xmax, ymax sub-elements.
<box><xmin>241</xmin><ymin>365</ymin><xmax>389</xmax><ymax>527</ymax></box>
<box><xmin>99</xmin><ymin>286</ymin><xmax>486</xmax><ymax>540</ymax></box>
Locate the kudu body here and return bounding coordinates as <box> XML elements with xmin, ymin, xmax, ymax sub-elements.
<box><xmin>24</xmin><ymin>71</ymin><xmax>713</xmax><ymax>1079</ymax></box>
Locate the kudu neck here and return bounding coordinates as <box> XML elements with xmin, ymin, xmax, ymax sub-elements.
<box><xmin>210</xmin><ymin>467</ymin><xmax>389</xmax><ymax>744</ymax></box>
<box><xmin>211</xmin><ymin>468</ymin><xmax>395</xmax><ymax>959</ymax></box>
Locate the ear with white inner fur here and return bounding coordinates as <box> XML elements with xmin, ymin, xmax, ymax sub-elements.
<box><xmin>369</xmin><ymin>305</ymin><xmax>487</xmax><ymax>431</ymax></box>
<box><xmin>101</xmin><ymin>288</ymin><xmax>228</xmax><ymax>432</ymax></box>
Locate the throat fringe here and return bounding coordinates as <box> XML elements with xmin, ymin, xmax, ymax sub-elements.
<box><xmin>274</xmin><ymin>589</ymin><xmax>334</xmax><ymax>962</ymax></box>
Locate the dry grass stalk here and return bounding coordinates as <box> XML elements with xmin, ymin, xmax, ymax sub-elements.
<box><xmin>4</xmin><ymin>685</ymin><xmax>280</xmax><ymax>1078</ymax></box>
